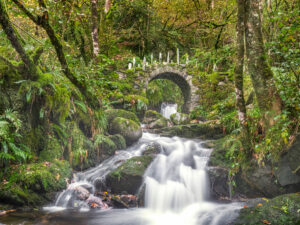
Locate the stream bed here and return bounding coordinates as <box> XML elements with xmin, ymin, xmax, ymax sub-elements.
<box><xmin>0</xmin><ymin>133</ymin><xmax>243</xmax><ymax>225</ymax></box>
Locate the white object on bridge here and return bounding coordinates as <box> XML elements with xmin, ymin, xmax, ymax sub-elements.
<box><xmin>133</xmin><ymin>57</ymin><xmax>136</xmax><ymax>69</ymax></box>
<box><xmin>128</xmin><ymin>63</ymin><xmax>132</xmax><ymax>70</ymax></box>
<box><xmin>143</xmin><ymin>57</ymin><xmax>146</xmax><ymax>70</ymax></box>
<box><xmin>159</xmin><ymin>52</ymin><xmax>162</xmax><ymax>64</ymax></box>
<box><xmin>186</xmin><ymin>55</ymin><xmax>189</xmax><ymax>65</ymax></box>
<box><xmin>177</xmin><ymin>48</ymin><xmax>180</xmax><ymax>65</ymax></box>
<box><xmin>167</xmin><ymin>51</ymin><xmax>170</xmax><ymax>64</ymax></box>
<box><xmin>151</xmin><ymin>53</ymin><xmax>153</xmax><ymax>64</ymax></box>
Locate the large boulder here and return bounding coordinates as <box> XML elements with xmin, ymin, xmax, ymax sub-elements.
<box><xmin>106</xmin><ymin>156</ymin><xmax>154</xmax><ymax>194</ymax></box>
<box><xmin>110</xmin><ymin>134</ymin><xmax>126</xmax><ymax>150</ymax></box>
<box><xmin>159</xmin><ymin>122</ymin><xmax>224</xmax><ymax>139</ymax></box>
<box><xmin>148</xmin><ymin>117</ymin><xmax>170</xmax><ymax>129</ymax></box>
<box><xmin>234</xmin><ymin>193</ymin><xmax>300</xmax><ymax>225</ymax></box>
<box><xmin>105</xmin><ymin>109</ymin><xmax>140</xmax><ymax>124</ymax></box>
<box><xmin>170</xmin><ymin>113</ymin><xmax>190</xmax><ymax>125</ymax></box>
<box><xmin>109</xmin><ymin>117</ymin><xmax>142</xmax><ymax>145</ymax></box>
<box><xmin>143</xmin><ymin>110</ymin><xmax>163</xmax><ymax>124</ymax></box>
<box><xmin>94</xmin><ymin>134</ymin><xmax>118</xmax><ymax>161</ymax></box>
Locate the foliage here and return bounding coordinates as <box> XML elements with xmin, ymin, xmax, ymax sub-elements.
<box><xmin>0</xmin><ymin>110</ymin><xmax>31</xmax><ymax>168</ymax></box>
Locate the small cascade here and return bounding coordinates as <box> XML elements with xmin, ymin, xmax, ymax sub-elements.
<box><xmin>160</xmin><ymin>102</ymin><xmax>178</xmax><ymax>119</ymax></box>
<box><xmin>40</xmin><ymin>133</ymin><xmax>242</xmax><ymax>225</ymax></box>
<box><xmin>142</xmin><ymin>136</ymin><xmax>242</xmax><ymax>225</ymax></box>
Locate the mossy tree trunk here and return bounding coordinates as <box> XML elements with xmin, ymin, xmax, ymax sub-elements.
<box><xmin>244</xmin><ymin>0</ymin><xmax>282</xmax><ymax>128</ymax></box>
<box><xmin>234</xmin><ymin>0</ymin><xmax>251</xmax><ymax>152</ymax></box>
<box><xmin>12</xmin><ymin>0</ymin><xmax>100</xmax><ymax>109</ymax></box>
<box><xmin>0</xmin><ymin>1</ymin><xmax>38</xmax><ymax>81</ymax></box>
<box><xmin>91</xmin><ymin>0</ymin><xmax>99</xmax><ymax>57</ymax></box>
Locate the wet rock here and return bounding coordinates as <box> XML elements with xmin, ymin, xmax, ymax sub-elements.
<box><xmin>109</xmin><ymin>117</ymin><xmax>142</xmax><ymax>146</ymax></box>
<box><xmin>106</xmin><ymin>156</ymin><xmax>154</xmax><ymax>194</ymax></box>
<box><xmin>143</xmin><ymin>142</ymin><xmax>162</xmax><ymax>157</ymax></box>
<box><xmin>72</xmin><ymin>186</ymin><xmax>90</xmax><ymax>201</ymax></box>
<box><xmin>86</xmin><ymin>195</ymin><xmax>108</xmax><ymax>209</ymax></box>
<box><xmin>170</xmin><ymin>112</ymin><xmax>190</xmax><ymax>125</ymax></box>
<box><xmin>111</xmin><ymin>195</ymin><xmax>138</xmax><ymax>208</ymax></box>
<box><xmin>207</xmin><ymin>167</ymin><xmax>230</xmax><ymax>199</ymax></box>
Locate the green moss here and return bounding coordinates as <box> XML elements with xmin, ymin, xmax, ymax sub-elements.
<box><xmin>39</xmin><ymin>135</ymin><xmax>63</xmax><ymax>162</ymax></box>
<box><xmin>110</xmin><ymin>156</ymin><xmax>153</xmax><ymax>178</ymax></box>
<box><xmin>105</xmin><ymin>109</ymin><xmax>140</xmax><ymax>124</ymax></box>
<box><xmin>235</xmin><ymin>193</ymin><xmax>300</xmax><ymax>225</ymax></box>
<box><xmin>144</xmin><ymin>110</ymin><xmax>163</xmax><ymax>119</ymax></box>
<box><xmin>0</xmin><ymin>161</ymin><xmax>72</xmax><ymax>206</ymax></box>
<box><xmin>110</xmin><ymin>134</ymin><xmax>126</xmax><ymax>150</ymax></box>
<box><xmin>94</xmin><ymin>134</ymin><xmax>117</xmax><ymax>156</ymax></box>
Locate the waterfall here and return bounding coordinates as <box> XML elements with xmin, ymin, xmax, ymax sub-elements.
<box><xmin>41</xmin><ymin>133</ymin><xmax>242</xmax><ymax>225</ymax></box>
<box><xmin>160</xmin><ymin>102</ymin><xmax>178</xmax><ymax>119</ymax></box>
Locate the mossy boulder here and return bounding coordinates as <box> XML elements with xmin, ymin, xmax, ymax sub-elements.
<box><xmin>105</xmin><ymin>109</ymin><xmax>140</xmax><ymax>124</ymax></box>
<box><xmin>159</xmin><ymin>122</ymin><xmax>223</xmax><ymax>139</ymax></box>
<box><xmin>0</xmin><ymin>160</ymin><xmax>72</xmax><ymax>207</ymax></box>
<box><xmin>109</xmin><ymin>117</ymin><xmax>142</xmax><ymax>146</ymax></box>
<box><xmin>148</xmin><ymin>117</ymin><xmax>170</xmax><ymax>129</ymax></box>
<box><xmin>234</xmin><ymin>193</ymin><xmax>300</xmax><ymax>225</ymax></box>
<box><xmin>110</xmin><ymin>134</ymin><xmax>126</xmax><ymax>150</ymax></box>
<box><xmin>143</xmin><ymin>110</ymin><xmax>163</xmax><ymax>124</ymax></box>
<box><xmin>94</xmin><ymin>134</ymin><xmax>117</xmax><ymax>161</ymax></box>
<box><xmin>170</xmin><ymin>113</ymin><xmax>190</xmax><ymax>125</ymax></box>
<box><xmin>106</xmin><ymin>156</ymin><xmax>154</xmax><ymax>194</ymax></box>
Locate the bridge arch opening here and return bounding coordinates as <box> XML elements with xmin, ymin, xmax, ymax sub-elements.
<box><xmin>146</xmin><ymin>71</ymin><xmax>192</xmax><ymax>113</ymax></box>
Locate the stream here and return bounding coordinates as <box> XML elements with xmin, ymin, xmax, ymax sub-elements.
<box><xmin>0</xmin><ymin>131</ymin><xmax>242</xmax><ymax>225</ymax></box>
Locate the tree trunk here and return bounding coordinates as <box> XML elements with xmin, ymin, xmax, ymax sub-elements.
<box><xmin>91</xmin><ymin>0</ymin><xmax>99</xmax><ymax>56</ymax></box>
<box><xmin>104</xmin><ymin>0</ymin><xmax>112</xmax><ymax>13</ymax></box>
<box><xmin>244</xmin><ymin>0</ymin><xmax>282</xmax><ymax>127</ymax></box>
<box><xmin>234</xmin><ymin>0</ymin><xmax>251</xmax><ymax>151</ymax></box>
<box><xmin>0</xmin><ymin>1</ymin><xmax>38</xmax><ymax>81</ymax></box>
<box><xmin>12</xmin><ymin>0</ymin><xmax>100</xmax><ymax>109</ymax></box>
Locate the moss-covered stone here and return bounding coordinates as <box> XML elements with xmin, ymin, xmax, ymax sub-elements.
<box><xmin>39</xmin><ymin>135</ymin><xmax>63</xmax><ymax>162</ymax></box>
<box><xmin>106</xmin><ymin>156</ymin><xmax>154</xmax><ymax>194</ymax></box>
<box><xmin>170</xmin><ymin>112</ymin><xmax>190</xmax><ymax>125</ymax></box>
<box><xmin>109</xmin><ymin>117</ymin><xmax>142</xmax><ymax>145</ymax></box>
<box><xmin>94</xmin><ymin>134</ymin><xmax>117</xmax><ymax>161</ymax></box>
<box><xmin>143</xmin><ymin>110</ymin><xmax>163</xmax><ymax>124</ymax></box>
<box><xmin>159</xmin><ymin>122</ymin><xmax>223</xmax><ymax>139</ymax></box>
<box><xmin>148</xmin><ymin>117</ymin><xmax>169</xmax><ymax>129</ymax></box>
<box><xmin>110</xmin><ymin>134</ymin><xmax>126</xmax><ymax>150</ymax></box>
<box><xmin>0</xmin><ymin>160</ymin><xmax>72</xmax><ymax>207</ymax></box>
<box><xmin>234</xmin><ymin>193</ymin><xmax>300</xmax><ymax>225</ymax></box>
<box><xmin>105</xmin><ymin>109</ymin><xmax>140</xmax><ymax>124</ymax></box>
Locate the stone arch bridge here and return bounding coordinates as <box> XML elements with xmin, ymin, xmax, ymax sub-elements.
<box><xmin>137</xmin><ymin>65</ymin><xmax>199</xmax><ymax>113</ymax></box>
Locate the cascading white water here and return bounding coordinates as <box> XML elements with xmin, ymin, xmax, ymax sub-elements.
<box><xmin>142</xmin><ymin>135</ymin><xmax>242</xmax><ymax>225</ymax></box>
<box><xmin>43</xmin><ymin>132</ymin><xmax>242</xmax><ymax>225</ymax></box>
<box><xmin>160</xmin><ymin>102</ymin><xmax>177</xmax><ymax>119</ymax></box>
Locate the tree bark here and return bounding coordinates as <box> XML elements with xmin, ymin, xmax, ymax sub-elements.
<box><xmin>104</xmin><ymin>0</ymin><xmax>112</xmax><ymax>13</ymax></box>
<box><xmin>91</xmin><ymin>0</ymin><xmax>99</xmax><ymax>56</ymax></box>
<box><xmin>0</xmin><ymin>1</ymin><xmax>38</xmax><ymax>80</ymax></box>
<box><xmin>234</xmin><ymin>0</ymin><xmax>251</xmax><ymax>151</ymax></box>
<box><xmin>244</xmin><ymin>0</ymin><xmax>282</xmax><ymax>127</ymax></box>
<box><xmin>12</xmin><ymin>0</ymin><xmax>100</xmax><ymax>109</ymax></box>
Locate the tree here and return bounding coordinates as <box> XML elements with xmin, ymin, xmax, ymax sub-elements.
<box><xmin>11</xmin><ymin>0</ymin><xmax>100</xmax><ymax>109</ymax></box>
<box><xmin>234</xmin><ymin>0</ymin><xmax>251</xmax><ymax>151</ymax></box>
<box><xmin>91</xmin><ymin>0</ymin><xmax>99</xmax><ymax>56</ymax></box>
<box><xmin>244</xmin><ymin>0</ymin><xmax>282</xmax><ymax>127</ymax></box>
<box><xmin>0</xmin><ymin>1</ymin><xmax>38</xmax><ymax>81</ymax></box>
